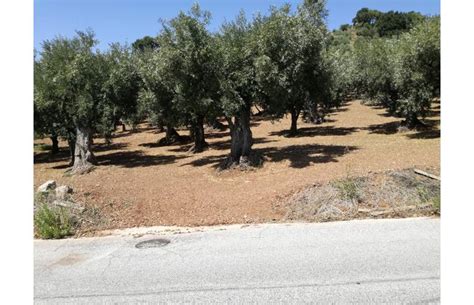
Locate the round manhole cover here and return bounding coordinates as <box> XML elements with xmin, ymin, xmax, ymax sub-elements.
<box><xmin>135</xmin><ymin>238</ymin><xmax>171</xmax><ymax>249</ymax></box>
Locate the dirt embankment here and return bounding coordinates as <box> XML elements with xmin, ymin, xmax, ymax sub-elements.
<box><xmin>34</xmin><ymin>100</ymin><xmax>440</xmax><ymax>235</ymax></box>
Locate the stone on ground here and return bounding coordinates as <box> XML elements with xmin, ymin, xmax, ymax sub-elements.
<box><xmin>37</xmin><ymin>180</ymin><xmax>56</xmax><ymax>193</ymax></box>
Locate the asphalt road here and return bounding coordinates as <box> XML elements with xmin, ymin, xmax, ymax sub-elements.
<box><xmin>34</xmin><ymin>218</ymin><xmax>440</xmax><ymax>304</ymax></box>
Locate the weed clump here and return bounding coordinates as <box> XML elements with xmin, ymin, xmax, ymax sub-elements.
<box><xmin>431</xmin><ymin>195</ymin><xmax>440</xmax><ymax>214</ymax></box>
<box><xmin>34</xmin><ymin>204</ymin><xmax>73</xmax><ymax>239</ymax></box>
<box><xmin>332</xmin><ymin>178</ymin><xmax>362</xmax><ymax>202</ymax></box>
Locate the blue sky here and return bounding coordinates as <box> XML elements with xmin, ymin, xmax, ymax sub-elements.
<box><xmin>35</xmin><ymin>0</ymin><xmax>440</xmax><ymax>51</ymax></box>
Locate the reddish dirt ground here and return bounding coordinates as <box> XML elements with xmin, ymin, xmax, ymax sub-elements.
<box><xmin>34</xmin><ymin>100</ymin><xmax>440</xmax><ymax>231</ymax></box>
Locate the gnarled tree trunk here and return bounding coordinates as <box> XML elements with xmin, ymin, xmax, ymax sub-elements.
<box><xmin>404</xmin><ymin>112</ymin><xmax>424</xmax><ymax>129</ymax></box>
<box><xmin>71</xmin><ymin>126</ymin><xmax>96</xmax><ymax>174</ymax></box>
<box><xmin>230</xmin><ymin>108</ymin><xmax>253</xmax><ymax>165</ymax></box>
<box><xmin>190</xmin><ymin>115</ymin><xmax>207</xmax><ymax>153</ymax></box>
<box><xmin>220</xmin><ymin>105</ymin><xmax>255</xmax><ymax>169</ymax></box>
<box><xmin>289</xmin><ymin>108</ymin><xmax>300</xmax><ymax>136</ymax></box>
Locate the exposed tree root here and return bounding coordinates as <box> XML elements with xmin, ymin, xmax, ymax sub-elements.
<box><xmin>187</xmin><ymin>141</ymin><xmax>209</xmax><ymax>153</ymax></box>
<box><xmin>218</xmin><ymin>152</ymin><xmax>264</xmax><ymax>171</ymax></box>
<box><xmin>66</xmin><ymin>164</ymin><xmax>95</xmax><ymax>176</ymax></box>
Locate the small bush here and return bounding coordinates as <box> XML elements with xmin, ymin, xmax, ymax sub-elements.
<box><xmin>416</xmin><ymin>185</ymin><xmax>432</xmax><ymax>203</ymax></box>
<box><xmin>34</xmin><ymin>204</ymin><xmax>73</xmax><ymax>239</ymax></box>
<box><xmin>332</xmin><ymin>178</ymin><xmax>361</xmax><ymax>202</ymax></box>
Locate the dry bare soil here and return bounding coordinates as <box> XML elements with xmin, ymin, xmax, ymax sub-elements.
<box><xmin>34</xmin><ymin>100</ymin><xmax>440</xmax><ymax>234</ymax></box>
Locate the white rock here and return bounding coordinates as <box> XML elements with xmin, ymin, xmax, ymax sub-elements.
<box><xmin>37</xmin><ymin>180</ymin><xmax>56</xmax><ymax>193</ymax></box>
<box><xmin>55</xmin><ymin>185</ymin><xmax>73</xmax><ymax>201</ymax></box>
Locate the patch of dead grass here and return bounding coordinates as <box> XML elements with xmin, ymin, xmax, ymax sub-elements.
<box><xmin>284</xmin><ymin>168</ymin><xmax>440</xmax><ymax>222</ymax></box>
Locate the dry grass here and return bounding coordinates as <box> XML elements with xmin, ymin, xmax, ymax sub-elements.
<box><xmin>34</xmin><ymin>100</ymin><xmax>440</xmax><ymax>235</ymax></box>
<box><xmin>284</xmin><ymin>168</ymin><xmax>440</xmax><ymax>222</ymax></box>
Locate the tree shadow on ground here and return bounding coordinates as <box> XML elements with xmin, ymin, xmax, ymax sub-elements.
<box><xmin>366</xmin><ymin>121</ymin><xmax>440</xmax><ymax>139</ymax></box>
<box><xmin>258</xmin><ymin>144</ymin><xmax>358</xmax><ymax>168</ymax></box>
<box><xmin>366</xmin><ymin>121</ymin><xmax>400</xmax><ymax>135</ymax></box>
<box><xmin>210</xmin><ymin>137</ymin><xmax>276</xmax><ymax>151</ymax></box>
<box><xmin>139</xmin><ymin>136</ymin><xmax>192</xmax><ymax>148</ymax></box>
<box><xmin>269</xmin><ymin>126</ymin><xmax>359</xmax><ymax>138</ymax></box>
<box><xmin>36</xmin><ymin>143</ymin><xmax>127</xmax><ymax>166</ymax></box>
<box><xmin>205</xmin><ymin>131</ymin><xmax>230</xmax><ymax>139</ymax></box>
<box><xmin>95</xmin><ymin>150</ymin><xmax>188</xmax><ymax>168</ymax></box>
<box><xmin>93</xmin><ymin>142</ymin><xmax>128</xmax><ymax>152</ymax></box>
<box><xmin>181</xmin><ymin>143</ymin><xmax>358</xmax><ymax>169</ymax></box>
<box><xmin>302</xmin><ymin>118</ymin><xmax>337</xmax><ymax>124</ymax></box>
<box><xmin>34</xmin><ymin>148</ymin><xmax>70</xmax><ymax>164</ymax></box>
<box><xmin>328</xmin><ymin>102</ymin><xmax>350</xmax><ymax>113</ymax></box>
<box><xmin>406</xmin><ymin>129</ymin><xmax>440</xmax><ymax>139</ymax></box>
<box><xmin>111</xmin><ymin>126</ymin><xmax>157</xmax><ymax>139</ymax></box>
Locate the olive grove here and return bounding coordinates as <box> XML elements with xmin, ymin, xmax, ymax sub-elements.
<box><xmin>34</xmin><ymin>0</ymin><xmax>440</xmax><ymax>174</ymax></box>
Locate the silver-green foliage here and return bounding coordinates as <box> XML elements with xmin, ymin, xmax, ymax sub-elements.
<box><xmin>35</xmin><ymin>30</ymin><xmax>108</xmax><ymax>137</ymax></box>
<box><xmin>158</xmin><ymin>4</ymin><xmax>221</xmax><ymax>124</ymax></box>
<box><xmin>252</xmin><ymin>1</ymin><xmax>335</xmax><ymax>133</ymax></box>
<box><xmin>334</xmin><ymin>16</ymin><xmax>440</xmax><ymax>125</ymax></box>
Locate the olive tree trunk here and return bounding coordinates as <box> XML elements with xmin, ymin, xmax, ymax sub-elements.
<box><xmin>50</xmin><ymin>135</ymin><xmax>59</xmax><ymax>155</ymax></box>
<box><xmin>289</xmin><ymin>108</ymin><xmax>300</xmax><ymax>136</ymax></box>
<box><xmin>190</xmin><ymin>115</ymin><xmax>207</xmax><ymax>153</ymax></box>
<box><xmin>71</xmin><ymin>126</ymin><xmax>96</xmax><ymax>174</ymax></box>
<box><xmin>230</xmin><ymin>109</ymin><xmax>253</xmax><ymax>165</ymax></box>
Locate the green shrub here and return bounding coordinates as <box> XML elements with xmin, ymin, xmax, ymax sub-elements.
<box><xmin>332</xmin><ymin>178</ymin><xmax>361</xmax><ymax>202</ymax></box>
<box><xmin>34</xmin><ymin>204</ymin><xmax>73</xmax><ymax>239</ymax></box>
<box><xmin>416</xmin><ymin>185</ymin><xmax>432</xmax><ymax>203</ymax></box>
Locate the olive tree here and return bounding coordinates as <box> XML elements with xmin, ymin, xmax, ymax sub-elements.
<box><xmin>217</xmin><ymin>12</ymin><xmax>260</xmax><ymax>166</ymax></box>
<box><xmin>392</xmin><ymin>16</ymin><xmax>440</xmax><ymax>126</ymax></box>
<box><xmin>137</xmin><ymin>49</ymin><xmax>183</xmax><ymax>144</ymax></box>
<box><xmin>157</xmin><ymin>4</ymin><xmax>221</xmax><ymax>152</ymax></box>
<box><xmin>348</xmin><ymin>16</ymin><xmax>440</xmax><ymax>126</ymax></box>
<box><xmin>34</xmin><ymin>37</ymin><xmax>85</xmax><ymax>164</ymax></box>
<box><xmin>351</xmin><ymin>37</ymin><xmax>399</xmax><ymax>111</ymax></box>
<box><xmin>35</xmin><ymin>30</ymin><xmax>110</xmax><ymax>174</ymax></box>
<box><xmin>253</xmin><ymin>1</ymin><xmax>330</xmax><ymax>135</ymax></box>
<box><xmin>35</xmin><ymin>58</ymin><xmax>61</xmax><ymax>154</ymax></box>
<box><xmin>102</xmin><ymin>43</ymin><xmax>142</xmax><ymax>138</ymax></box>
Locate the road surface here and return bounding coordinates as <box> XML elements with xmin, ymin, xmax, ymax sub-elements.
<box><xmin>35</xmin><ymin>218</ymin><xmax>440</xmax><ymax>304</ymax></box>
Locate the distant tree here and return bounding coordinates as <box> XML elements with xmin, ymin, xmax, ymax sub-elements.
<box><xmin>339</xmin><ymin>24</ymin><xmax>351</xmax><ymax>31</ymax></box>
<box><xmin>376</xmin><ymin>11</ymin><xmax>425</xmax><ymax>37</ymax></box>
<box><xmin>352</xmin><ymin>8</ymin><xmax>425</xmax><ymax>38</ymax></box>
<box><xmin>157</xmin><ymin>4</ymin><xmax>221</xmax><ymax>152</ymax></box>
<box><xmin>102</xmin><ymin>43</ymin><xmax>142</xmax><ymax>138</ymax></box>
<box><xmin>132</xmin><ymin>36</ymin><xmax>159</xmax><ymax>52</ymax></box>
<box><xmin>352</xmin><ymin>7</ymin><xmax>381</xmax><ymax>27</ymax></box>
<box><xmin>393</xmin><ymin>16</ymin><xmax>440</xmax><ymax>126</ymax></box>
<box><xmin>137</xmin><ymin>50</ymin><xmax>183</xmax><ymax>144</ymax></box>
<box><xmin>346</xmin><ymin>16</ymin><xmax>439</xmax><ymax>127</ymax></box>
<box><xmin>253</xmin><ymin>1</ymin><xmax>331</xmax><ymax>135</ymax></box>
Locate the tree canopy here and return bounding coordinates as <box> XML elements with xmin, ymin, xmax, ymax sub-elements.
<box><xmin>34</xmin><ymin>1</ymin><xmax>440</xmax><ymax>173</ymax></box>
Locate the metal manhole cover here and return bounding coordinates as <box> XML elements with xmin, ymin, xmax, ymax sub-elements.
<box><xmin>135</xmin><ymin>238</ymin><xmax>171</xmax><ymax>249</ymax></box>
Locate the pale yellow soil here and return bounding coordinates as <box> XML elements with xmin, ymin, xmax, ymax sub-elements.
<box><xmin>34</xmin><ymin>100</ymin><xmax>440</xmax><ymax>231</ymax></box>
